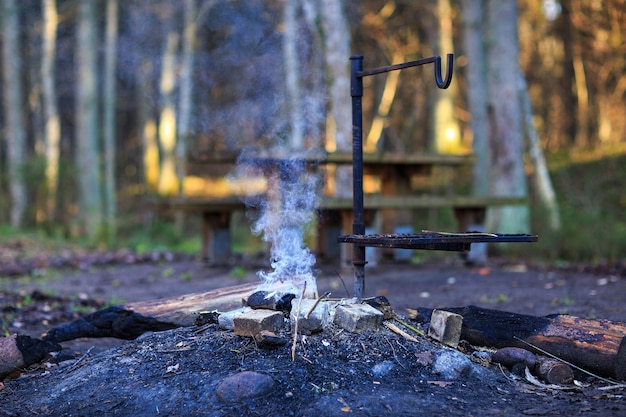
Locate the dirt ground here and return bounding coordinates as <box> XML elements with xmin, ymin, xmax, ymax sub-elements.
<box><xmin>1</xmin><ymin>253</ymin><xmax>625</xmax><ymax>416</ymax></box>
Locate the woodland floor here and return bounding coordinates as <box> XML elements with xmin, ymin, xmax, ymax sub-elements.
<box><xmin>1</xmin><ymin>246</ymin><xmax>625</xmax><ymax>416</ymax></box>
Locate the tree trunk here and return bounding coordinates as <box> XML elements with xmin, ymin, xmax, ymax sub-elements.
<box><xmin>176</xmin><ymin>0</ymin><xmax>198</xmax><ymax>197</ymax></box>
<box><xmin>75</xmin><ymin>0</ymin><xmax>102</xmax><ymax>239</ymax></box>
<box><xmin>517</xmin><ymin>71</ymin><xmax>561</xmax><ymax>231</ymax></box>
<box><xmin>103</xmin><ymin>0</ymin><xmax>119</xmax><ymax>241</ymax></box>
<box><xmin>319</xmin><ymin>0</ymin><xmax>352</xmax><ymax>198</ymax></box>
<box><xmin>1</xmin><ymin>0</ymin><xmax>27</xmax><ymax>228</ymax></box>
<box><xmin>138</xmin><ymin>59</ymin><xmax>160</xmax><ymax>192</ymax></box>
<box><xmin>42</xmin><ymin>0</ymin><xmax>61</xmax><ymax>224</ymax></box>
<box><xmin>461</xmin><ymin>0</ymin><xmax>489</xmax><ymax>198</ymax></box>
<box><xmin>283</xmin><ymin>0</ymin><xmax>304</xmax><ymax>150</ymax></box>
<box><xmin>433</xmin><ymin>0</ymin><xmax>462</xmax><ymax>154</ymax></box>
<box><xmin>157</xmin><ymin>22</ymin><xmax>180</xmax><ymax>196</ymax></box>
<box><xmin>485</xmin><ymin>0</ymin><xmax>529</xmax><ymax>234</ymax></box>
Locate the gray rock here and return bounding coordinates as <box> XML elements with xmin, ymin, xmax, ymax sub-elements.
<box><xmin>216</xmin><ymin>371</ymin><xmax>275</xmax><ymax>404</ymax></box>
<box><xmin>433</xmin><ymin>350</ymin><xmax>479</xmax><ymax>380</ymax></box>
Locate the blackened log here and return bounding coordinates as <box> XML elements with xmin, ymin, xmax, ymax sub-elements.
<box><xmin>43</xmin><ymin>306</ymin><xmax>178</xmax><ymax>343</ymax></box>
<box><xmin>42</xmin><ymin>283</ymin><xmax>257</xmax><ymax>343</ymax></box>
<box><xmin>0</xmin><ymin>335</ymin><xmax>61</xmax><ymax>380</ymax></box>
<box><xmin>414</xmin><ymin>305</ymin><xmax>626</xmax><ymax>380</ymax></box>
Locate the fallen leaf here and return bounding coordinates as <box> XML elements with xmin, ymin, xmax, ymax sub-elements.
<box><xmin>341</xmin><ymin>407</ymin><xmax>351</xmax><ymax>412</ymax></box>
<box><xmin>414</xmin><ymin>351</ymin><xmax>433</xmax><ymax>366</ymax></box>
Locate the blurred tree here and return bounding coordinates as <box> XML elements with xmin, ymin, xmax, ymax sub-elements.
<box><xmin>75</xmin><ymin>0</ymin><xmax>102</xmax><ymax>239</ymax></box>
<box><xmin>485</xmin><ymin>0</ymin><xmax>529</xmax><ymax>234</ymax></box>
<box><xmin>157</xmin><ymin>7</ymin><xmax>180</xmax><ymax>197</ymax></box>
<box><xmin>42</xmin><ymin>0</ymin><xmax>61</xmax><ymax>224</ymax></box>
<box><xmin>1</xmin><ymin>0</ymin><xmax>27</xmax><ymax>228</ymax></box>
<box><xmin>103</xmin><ymin>0</ymin><xmax>119</xmax><ymax>241</ymax></box>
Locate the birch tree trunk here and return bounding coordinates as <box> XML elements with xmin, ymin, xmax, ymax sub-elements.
<box><xmin>1</xmin><ymin>0</ymin><xmax>27</xmax><ymax>228</ymax></box>
<box><xmin>75</xmin><ymin>0</ymin><xmax>103</xmax><ymax>239</ymax></box>
<box><xmin>42</xmin><ymin>0</ymin><xmax>61</xmax><ymax>223</ymax></box>
<box><xmin>517</xmin><ymin>71</ymin><xmax>561</xmax><ymax>230</ymax></box>
<box><xmin>319</xmin><ymin>0</ymin><xmax>351</xmax><ymax>152</ymax></box>
<box><xmin>283</xmin><ymin>0</ymin><xmax>303</xmax><ymax>150</ymax></box>
<box><xmin>319</xmin><ymin>0</ymin><xmax>351</xmax><ymax>198</ymax></box>
<box><xmin>103</xmin><ymin>0</ymin><xmax>119</xmax><ymax>241</ymax></box>
<box><xmin>485</xmin><ymin>0</ymin><xmax>529</xmax><ymax>234</ymax></box>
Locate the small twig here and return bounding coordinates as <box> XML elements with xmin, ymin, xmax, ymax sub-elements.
<box><xmin>384</xmin><ymin>336</ymin><xmax>406</xmax><ymax>369</ymax></box>
<box><xmin>383</xmin><ymin>321</ymin><xmax>419</xmax><ymax>343</ymax></box>
<box><xmin>305</xmin><ymin>292</ymin><xmax>331</xmax><ymax>320</ymax></box>
<box><xmin>334</xmin><ymin>270</ymin><xmax>351</xmax><ymax>297</ymax></box>
<box><xmin>66</xmin><ymin>346</ymin><xmax>94</xmax><ymax>373</ymax></box>
<box><xmin>291</xmin><ymin>282</ymin><xmax>307</xmax><ymax>362</ymax></box>
<box><xmin>513</xmin><ymin>336</ymin><xmax>618</xmax><ymax>385</ymax></box>
<box><xmin>393</xmin><ymin>317</ymin><xmax>425</xmax><ymax>337</ymax></box>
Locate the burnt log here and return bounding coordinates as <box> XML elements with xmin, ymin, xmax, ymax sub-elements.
<box><xmin>43</xmin><ymin>282</ymin><xmax>257</xmax><ymax>342</ymax></box>
<box><xmin>414</xmin><ymin>305</ymin><xmax>626</xmax><ymax>380</ymax></box>
<box><xmin>0</xmin><ymin>335</ymin><xmax>61</xmax><ymax>380</ymax></box>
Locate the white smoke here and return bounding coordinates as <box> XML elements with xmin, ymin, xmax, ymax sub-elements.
<box><xmin>234</xmin><ymin>148</ymin><xmax>321</xmax><ymax>298</ymax></box>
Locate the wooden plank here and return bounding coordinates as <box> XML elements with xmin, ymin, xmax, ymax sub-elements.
<box><xmin>319</xmin><ymin>195</ymin><xmax>528</xmax><ymax>210</ymax></box>
<box><xmin>188</xmin><ymin>150</ymin><xmax>476</xmax><ymax>167</ymax></box>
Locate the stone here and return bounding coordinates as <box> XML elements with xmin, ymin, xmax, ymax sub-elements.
<box><xmin>362</xmin><ymin>296</ymin><xmax>394</xmax><ymax>320</ymax></box>
<box><xmin>432</xmin><ymin>350</ymin><xmax>475</xmax><ymax>380</ymax></box>
<box><xmin>233</xmin><ymin>309</ymin><xmax>284</xmax><ymax>337</ymax></box>
<box><xmin>216</xmin><ymin>371</ymin><xmax>275</xmax><ymax>403</ymax></box>
<box><xmin>218</xmin><ymin>307</ymin><xmax>251</xmax><ymax>331</ymax></box>
<box><xmin>247</xmin><ymin>291</ymin><xmax>296</xmax><ymax>313</ymax></box>
<box><xmin>290</xmin><ymin>298</ymin><xmax>330</xmax><ymax>335</ymax></box>
<box><xmin>428</xmin><ymin>309</ymin><xmax>463</xmax><ymax>347</ymax></box>
<box><xmin>333</xmin><ymin>303</ymin><xmax>383</xmax><ymax>333</ymax></box>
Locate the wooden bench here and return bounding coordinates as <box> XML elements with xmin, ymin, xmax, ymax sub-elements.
<box><xmin>161</xmin><ymin>165</ymin><xmax>527</xmax><ymax>265</ymax></box>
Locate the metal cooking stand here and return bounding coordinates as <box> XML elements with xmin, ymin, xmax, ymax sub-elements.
<box><xmin>338</xmin><ymin>54</ymin><xmax>538</xmax><ymax>300</ymax></box>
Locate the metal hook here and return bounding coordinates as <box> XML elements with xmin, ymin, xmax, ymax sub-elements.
<box><xmin>434</xmin><ymin>54</ymin><xmax>454</xmax><ymax>89</ymax></box>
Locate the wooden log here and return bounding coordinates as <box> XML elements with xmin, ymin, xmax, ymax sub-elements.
<box><xmin>42</xmin><ymin>282</ymin><xmax>257</xmax><ymax>343</ymax></box>
<box><xmin>0</xmin><ymin>335</ymin><xmax>61</xmax><ymax>380</ymax></box>
<box><xmin>415</xmin><ymin>305</ymin><xmax>626</xmax><ymax>380</ymax></box>
<box><xmin>536</xmin><ymin>357</ymin><xmax>574</xmax><ymax>385</ymax></box>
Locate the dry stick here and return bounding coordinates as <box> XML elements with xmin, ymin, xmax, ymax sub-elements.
<box><xmin>383</xmin><ymin>321</ymin><xmax>419</xmax><ymax>343</ymax></box>
<box><xmin>513</xmin><ymin>336</ymin><xmax>618</xmax><ymax>385</ymax></box>
<box><xmin>291</xmin><ymin>282</ymin><xmax>307</xmax><ymax>362</ymax></box>
<box><xmin>334</xmin><ymin>270</ymin><xmax>351</xmax><ymax>298</ymax></box>
<box><xmin>304</xmin><ymin>292</ymin><xmax>331</xmax><ymax>320</ymax></box>
<box><xmin>393</xmin><ymin>317</ymin><xmax>425</xmax><ymax>337</ymax></box>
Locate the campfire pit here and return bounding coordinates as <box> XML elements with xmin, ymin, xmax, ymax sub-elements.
<box><xmin>339</xmin><ymin>54</ymin><xmax>538</xmax><ymax>299</ymax></box>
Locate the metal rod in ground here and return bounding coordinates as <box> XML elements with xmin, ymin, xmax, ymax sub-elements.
<box><xmin>350</xmin><ymin>55</ymin><xmax>366</xmax><ymax>300</ymax></box>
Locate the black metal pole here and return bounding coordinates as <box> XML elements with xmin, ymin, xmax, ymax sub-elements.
<box><xmin>350</xmin><ymin>55</ymin><xmax>366</xmax><ymax>300</ymax></box>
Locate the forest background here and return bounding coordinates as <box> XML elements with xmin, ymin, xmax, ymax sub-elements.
<box><xmin>0</xmin><ymin>0</ymin><xmax>624</xmax><ymax>264</ymax></box>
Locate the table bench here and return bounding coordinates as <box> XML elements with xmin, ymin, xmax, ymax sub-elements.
<box><xmin>160</xmin><ymin>170</ymin><xmax>528</xmax><ymax>266</ymax></box>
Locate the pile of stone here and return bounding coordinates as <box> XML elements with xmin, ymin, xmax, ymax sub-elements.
<box><xmin>217</xmin><ymin>290</ymin><xmax>394</xmax><ymax>345</ymax></box>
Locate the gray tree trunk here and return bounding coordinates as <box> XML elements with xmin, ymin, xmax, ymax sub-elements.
<box><xmin>1</xmin><ymin>0</ymin><xmax>27</xmax><ymax>228</ymax></box>
<box><xmin>103</xmin><ymin>0</ymin><xmax>119</xmax><ymax>241</ymax></box>
<box><xmin>319</xmin><ymin>0</ymin><xmax>351</xmax><ymax>198</ymax></box>
<box><xmin>485</xmin><ymin>0</ymin><xmax>529</xmax><ymax>234</ymax></box>
<box><xmin>75</xmin><ymin>0</ymin><xmax>103</xmax><ymax>239</ymax></box>
<box><xmin>42</xmin><ymin>0</ymin><xmax>61</xmax><ymax>223</ymax></box>
<box><xmin>518</xmin><ymin>71</ymin><xmax>561</xmax><ymax>230</ymax></box>
<box><xmin>319</xmin><ymin>0</ymin><xmax>351</xmax><ymax>152</ymax></box>
<box><xmin>461</xmin><ymin>0</ymin><xmax>489</xmax><ymax>198</ymax></box>
<box><xmin>283</xmin><ymin>0</ymin><xmax>303</xmax><ymax>149</ymax></box>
